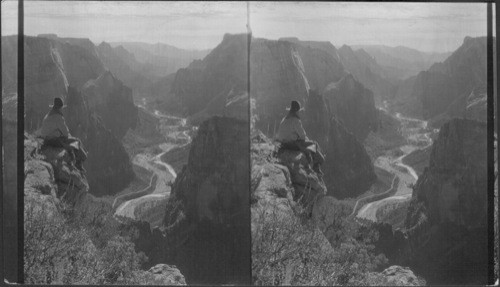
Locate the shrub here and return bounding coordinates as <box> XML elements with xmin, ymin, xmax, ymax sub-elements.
<box><xmin>252</xmin><ymin>202</ymin><xmax>388</xmax><ymax>286</ymax></box>
<box><xmin>24</xmin><ymin>195</ymin><xmax>149</xmax><ymax>285</ymax></box>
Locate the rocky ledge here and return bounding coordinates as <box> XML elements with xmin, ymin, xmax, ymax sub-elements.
<box><xmin>23</xmin><ymin>133</ymin><xmax>185</xmax><ymax>285</ymax></box>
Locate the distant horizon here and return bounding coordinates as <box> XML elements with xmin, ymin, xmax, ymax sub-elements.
<box><xmin>1</xmin><ymin>1</ymin><xmax>490</xmax><ymax>53</ymax></box>
<box><xmin>9</xmin><ymin>32</ymin><xmax>484</xmax><ymax>55</ymax></box>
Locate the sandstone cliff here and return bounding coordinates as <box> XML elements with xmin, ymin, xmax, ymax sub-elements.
<box><xmin>404</xmin><ymin>118</ymin><xmax>488</xmax><ymax>284</ymax></box>
<box><xmin>161</xmin><ymin>116</ymin><xmax>251</xmax><ymax>284</ymax></box>
<box><xmin>96</xmin><ymin>42</ymin><xmax>152</xmax><ymax>92</ymax></box>
<box><xmin>337</xmin><ymin>45</ymin><xmax>397</xmax><ymax>105</ymax></box>
<box><xmin>248</xmin><ymin>36</ymin><xmax>377</xmax><ymax>198</ymax></box>
<box><xmin>2</xmin><ymin>35</ymin><xmax>137</xmax><ymax>196</ymax></box>
<box><xmin>392</xmin><ymin>37</ymin><xmax>489</xmax><ymax>124</ymax></box>
<box><xmin>323</xmin><ymin>73</ymin><xmax>378</xmax><ymax>141</ymax></box>
<box><xmin>170</xmin><ymin>33</ymin><xmax>249</xmax><ymax>119</ymax></box>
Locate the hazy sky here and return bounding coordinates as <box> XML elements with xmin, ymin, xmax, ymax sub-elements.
<box><xmin>1</xmin><ymin>1</ymin><xmax>492</xmax><ymax>52</ymax></box>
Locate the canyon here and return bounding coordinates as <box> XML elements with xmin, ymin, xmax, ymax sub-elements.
<box><xmin>3</xmin><ymin>31</ymin><xmax>491</xmax><ymax>285</ymax></box>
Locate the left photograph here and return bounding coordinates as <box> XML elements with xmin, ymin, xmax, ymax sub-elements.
<box><xmin>5</xmin><ymin>1</ymin><xmax>251</xmax><ymax>284</ymax></box>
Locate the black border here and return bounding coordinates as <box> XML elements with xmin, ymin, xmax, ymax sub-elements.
<box><xmin>17</xmin><ymin>0</ymin><xmax>25</xmax><ymax>284</ymax></box>
<box><xmin>6</xmin><ymin>0</ymin><xmax>500</xmax><ymax>285</ymax></box>
<box><xmin>487</xmin><ymin>2</ymin><xmax>495</xmax><ymax>285</ymax></box>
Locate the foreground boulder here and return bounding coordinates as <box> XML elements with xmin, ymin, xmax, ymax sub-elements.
<box><xmin>146</xmin><ymin>264</ymin><xmax>186</xmax><ymax>285</ymax></box>
<box><xmin>365</xmin><ymin>265</ymin><xmax>425</xmax><ymax>286</ymax></box>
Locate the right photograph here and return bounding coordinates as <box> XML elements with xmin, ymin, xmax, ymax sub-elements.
<box><xmin>249</xmin><ymin>2</ymin><xmax>493</xmax><ymax>285</ymax></box>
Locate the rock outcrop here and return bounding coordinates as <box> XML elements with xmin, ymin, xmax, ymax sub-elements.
<box><xmin>276</xmin><ymin>149</ymin><xmax>327</xmax><ymax>207</ymax></box>
<box><xmin>161</xmin><ymin>116</ymin><xmax>251</xmax><ymax>284</ymax></box>
<box><xmin>323</xmin><ymin>73</ymin><xmax>378</xmax><ymax>141</ymax></box>
<box><xmin>146</xmin><ymin>264</ymin><xmax>186</xmax><ymax>285</ymax></box>
<box><xmin>24</xmin><ymin>133</ymin><xmax>186</xmax><ymax>284</ymax></box>
<box><xmin>2</xmin><ymin>35</ymin><xmax>137</xmax><ymax>196</ymax></box>
<box><xmin>167</xmin><ymin>35</ymin><xmax>377</xmax><ymax>200</ymax></box>
<box><xmin>372</xmin><ymin>265</ymin><xmax>424</xmax><ymax>286</ymax></box>
<box><xmin>404</xmin><ymin>118</ymin><xmax>488</xmax><ymax>284</ymax></box>
<box><xmin>247</xmin><ymin>36</ymin><xmax>378</xmax><ymax>199</ymax></box>
<box><xmin>250</xmin><ymin>131</ymin><xmax>336</xmax><ymax>285</ymax></box>
<box><xmin>80</xmin><ymin>70</ymin><xmax>138</xmax><ymax>139</ymax></box>
<box><xmin>322</xmin><ymin>117</ymin><xmax>377</xmax><ymax>199</ymax></box>
<box><xmin>64</xmin><ymin>87</ymin><xmax>135</xmax><ymax>196</ymax></box>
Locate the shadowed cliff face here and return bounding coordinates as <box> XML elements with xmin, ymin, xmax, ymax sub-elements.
<box><xmin>322</xmin><ymin>117</ymin><xmax>377</xmax><ymax>199</ymax></box>
<box><xmin>1</xmin><ymin>90</ymin><xmax>18</xmax><ymax>282</ymax></box>
<box><xmin>302</xmin><ymin>90</ymin><xmax>376</xmax><ymax>199</ymax></box>
<box><xmin>248</xmin><ymin>36</ymin><xmax>378</xmax><ymax>199</ymax></box>
<box><xmin>2</xmin><ymin>35</ymin><xmax>137</xmax><ymax>197</ymax></box>
<box><xmin>65</xmin><ymin>87</ymin><xmax>135</xmax><ymax>196</ymax></box>
<box><xmin>161</xmin><ymin>116</ymin><xmax>251</xmax><ymax>284</ymax></box>
<box><xmin>250</xmin><ymin>37</ymin><xmax>346</xmax><ymax>135</ymax></box>
<box><xmin>323</xmin><ymin>74</ymin><xmax>378</xmax><ymax>142</ymax></box>
<box><xmin>96</xmin><ymin>42</ymin><xmax>152</xmax><ymax>92</ymax></box>
<box><xmin>404</xmin><ymin>118</ymin><xmax>488</xmax><ymax>284</ymax></box>
<box><xmin>337</xmin><ymin>45</ymin><xmax>397</xmax><ymax>106</ymax></box>
<box><xmin>81</xmin><ymin>71</ymin><xmax>138</xmax><ymax>139</ymax></box>
<box><xmin>171</xmin><ymin>33</ymin><xmax>249</xmax><ymax>120</ymax></box>
<box><xmin>392</xmin><ymin>37</ymin><xmax>489</xmax><ymax>124</ymax></box>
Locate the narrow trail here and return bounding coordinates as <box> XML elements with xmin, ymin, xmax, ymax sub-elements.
<box><xmin>355</xmin><ymin>110</ymin><xmax>435</xmax><ymax>222</ymax></box>
<box><xmin>114</xmin><ymin>104</ymin><xmax>191</xmax><ymax>220</ymax></box>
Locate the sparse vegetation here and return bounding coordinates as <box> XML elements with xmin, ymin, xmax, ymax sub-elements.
<box><xmin>252</xmin><ymin>202</ymin><xmax>389</xmax><ymax>286</ymax></box>
<box><xmin>24</xmin><ymin>193</ymin><xmax>152</xmax><ymax>284</ymax></box>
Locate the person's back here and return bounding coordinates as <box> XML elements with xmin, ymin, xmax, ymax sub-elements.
<box><xmin>276</xmin><ymin>114</ymin><xmax>307</xmax><ymax>143</ymax></box>
<box><xmin>276</xmin><ymin>100</ymin><xmax>325</xmax><ymax>175</ymax></box>
<box><xmin>40</xmin><ymin>108</ymin><xmax>70</xmax><ymax>140</ymax></box>
<box><xmin>40</xmin><ymin>97</ymin><xmax>87</xmax><ymax>171</ymax></box>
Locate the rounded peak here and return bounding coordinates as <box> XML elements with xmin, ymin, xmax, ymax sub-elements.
<box><xmin>463</xmin><ymin>36</ymin><xmax>473</xmax><ymax>43</ymax></box>
<box><xmin>278</xmin><ymin>37</ymin><xmax>300</xmax><ymax>43</ymax></box>
<box><xmin>98</xmin><ymin>41</ymin><xmax>112</xmax><ymax>49</ymax></box>
<box><xmin>339</xmin><ymin>44</ymin><xmax>354</xmax><ymax>52</ymax></box>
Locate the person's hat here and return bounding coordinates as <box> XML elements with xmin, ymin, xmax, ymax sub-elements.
<box><xmin>49</xmin><ymin>97</ymin><xmax>66</xmax><ymax>109</ymax></box>
<box><xmin>286</xmin><ymin>100</ymin><xmax>304</xmax><ymax>112</ymax></box>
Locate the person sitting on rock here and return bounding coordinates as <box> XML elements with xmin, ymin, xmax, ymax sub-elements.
<box><xmin>40</xmin><ymin>97</ymin><xmax>87</xmax><ymax>171</ymax></box>
<box><xmin>276</xmin><ymin>100</ymin><xmax>325</xmax><ymax>175</ymax></box>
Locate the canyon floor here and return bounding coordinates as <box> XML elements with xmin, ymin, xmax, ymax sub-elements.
<box><xmin>356</xmin><ymin>109</ymin><xmax>436</xmax><ymax>222</ymax></box>
<box><xmin>114</xmin><ymin>102</ymin><xmax>191</xmax><ymax>225</ymax></box>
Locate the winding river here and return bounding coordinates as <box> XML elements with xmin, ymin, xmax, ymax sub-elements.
<box><xmin>356</xmin><ymin>110</ymin><xmax>435</xmax><ymax>222</ymax></box>
<box><xmin>114</xmin><ymin>105</ymin><xmax>191</xmax><ymax>221</ymax></box>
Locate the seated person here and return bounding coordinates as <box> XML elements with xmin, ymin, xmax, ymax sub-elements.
<box><xmin>276</xmin><ymin>100</ymin><xmax>325</xmax><ymax>175</ymax></box>
<box><xmin>40</xmin><ymin>97</ymin><xmax>87</xmax><ymax>171</ymax></box>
